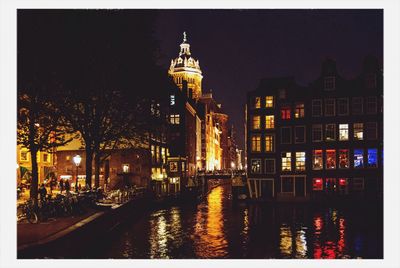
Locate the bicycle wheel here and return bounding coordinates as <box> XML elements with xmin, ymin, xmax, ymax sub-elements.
<box><xmin>26</xmin><ymin>210</ymin><xmax>38</xmax><ymax>224</ymax></box>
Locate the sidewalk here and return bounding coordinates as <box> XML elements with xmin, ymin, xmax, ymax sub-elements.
<box><xmin>17</xmin><ymin>208</ymin><xmax>103</xmax><ymax>250</ymax></box>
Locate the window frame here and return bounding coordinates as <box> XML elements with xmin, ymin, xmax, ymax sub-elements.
<box><xmin>353</xmin><ymin>123</ymin><xmax>364</xmax><ymax>141</ymax></box>
<box><xmin>265</xmin><ymin>96</ymin><xmax>274</xmax><ymax>108</ymax></box>
<box><xmin>265</xmin><ymin>115</ymin><xmax>275</xmax><ymax>129</ymax></box>
<box><xmin>294</xmin><ymin>125</ymin><xmax>306</xmax><ymax>144</ymax></box>
<box><xmin>264</xmin><ymin>134</ymin><xmax>275</xmax><ymax>153</ymax></box>
<box><xmin>294</xmin><ymin>102</ymin><xmax>305</xmax><ymax>118</ymax></box>
<box><xmin>265</xmin><ymin>158</ymin><xmax>276</xmax><ymax>174</ymax></box>
<box><xmin>337</xmin><ymin>98</ymin><xmax>349</xmax><ymax>116</ymax></box>
<box><xmin>365</xmin><ymin>122</ymin><xmax>378</xmax><ymax>140</ymax></box>
<box><xmin>352</xmin><ymin>97</ymin><xmax>364</xmax><ymax>115</ymax></box>
<box><xmin>325</xmin><ymin>123</ymin><xmax>336</xmax><ymax>141</ymax></box>
<box><xmin>324</xmin><ymin>76</ymin><xmax>336</xmax><ymax>91</ymax></box>
<box><xmin>339</xmin><ymin>149</ymin><xmax>350</xmax><ymax>169</ymax></box>
<box><xmin>312</xmin><ymin>99</ymin><xmax>322</xmax><ymax>117</ymax></box>
<box><xmin>251</xmin><ymin>134</ymin><xmax>262</xmax><ymax>152</ymax></box>
<box><xmin>353</xmin><ymin>149</ymin><xmax>364</xmax><ymax>168</ymax></box>
<box><xmin>366</xmin><ymin>96</ymin><xmax>377</xmax><ymax>114</ymax></box>
<box><xmin>250</xmin><ymin>158</ymin><xmax>262</xmax><ymax>174</ymax></box>
<box><xmin>312</xmin><ymin>149</ymin><xmax>323</xmax><ymax>170</ymax></box>
<box><xmin>325</xmin><ymin>98</ymin><xmax>336</xmax><ymax>116</ymax></box>
<box><xmin>281</xmin><ymin>152</ymin><xmax>292</xmax><ymax>172</ymax></box>
<box><xmin>325</xmin><ymin>149</ymin><xmax>337</xmax><ymax>169</ymax></box>
<box><xmin>295</xmin><ymin>152</ymin><xmax>306</xmax><ymax>171</ymax></box>
<box><xmin>280</xmin><ymin>105</ymin><xmax>291</xmax><ymax>120</ymax></box>
<box><xmin>312</xmin><ymin>124</ymin><xmax>323</xmax><ymax>142</ymax></box>
<box><xmin>339</xmin><ymin>124</ymin><xmax>349</xmax><ymax>141</ymax></box>
<box><xmin>367</xmin><ymin>148</ymin><xmax>378</xmax><ymax>168</ymax></box>
<box><xmin>281</xmin><ymin>127</ymin><xmax>292</xmax><ymax>144</ymax></box>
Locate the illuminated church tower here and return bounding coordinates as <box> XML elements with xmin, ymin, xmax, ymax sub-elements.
<box><xmin>169</xmin><ymin>32</ymin><xmax>203</xmax><ymax>99</ymax></box>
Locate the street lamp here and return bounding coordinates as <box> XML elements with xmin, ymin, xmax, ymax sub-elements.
<box><xmin>73</xmin><ymin>155</ymin><xmax>82</xmax><ymax>192</ymax></box>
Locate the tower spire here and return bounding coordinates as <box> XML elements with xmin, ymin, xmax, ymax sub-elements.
<box><xmin>183</xmin><ymin>31</ymin><xmax>187</xmax><ymax>43</ymax></box>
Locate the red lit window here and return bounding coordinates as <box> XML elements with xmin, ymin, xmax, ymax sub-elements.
<box><xmin>281</xmin><ymin>106</ymin><xmax>291</xmax><ymax>119</ymax></box>
<box><xmin>313</xmin><ymin>178</ymin><xmax>323</xmax><ymax>191</ymax></box>
<box><xmin>326</xmin><ymin>149</ymin><xmax>336</xmax><ymax>169</ymax></box>
<box><xmin>339</xmin><ymin>178</ymin><xmax>347</xmax><ymax>186</ymax></box>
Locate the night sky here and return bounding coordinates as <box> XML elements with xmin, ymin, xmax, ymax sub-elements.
<box><xmin>154</xmin><ymin>10</ymin><xmax>383</xmax><ymax>150</ymax></box>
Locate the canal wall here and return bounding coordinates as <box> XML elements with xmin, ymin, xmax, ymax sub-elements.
<box><xmin>17</xmin><ymin>196</ymin><xmax>151</xmax><ymax>259</ymax></box>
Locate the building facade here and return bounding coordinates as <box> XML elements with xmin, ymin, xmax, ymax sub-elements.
<box><xmin>246</xmin><ymin>57</ymin><xmax>383</xmax><ymax>201</ymax></box>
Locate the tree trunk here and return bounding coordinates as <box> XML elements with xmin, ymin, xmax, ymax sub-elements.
<box><xmin>30</xmin><ymin>147</ymin><xmax>39</xmax><ymax>206</ymax></box>
<box><xmin>94</xmin><ymin>150</ymin><xmax>100</xmax><ymax>189</ymax></box>
<box><xmin>85</xmin><ymin>145</ymin><xmax>93</xmax><ymax>189</ymax></box>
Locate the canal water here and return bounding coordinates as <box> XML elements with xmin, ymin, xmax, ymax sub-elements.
<box><xmin>90</xmin><ymin>181</ymin><xmax>383</xmax><ymax>259</ymax></box>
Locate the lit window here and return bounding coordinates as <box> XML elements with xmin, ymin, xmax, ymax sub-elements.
<box><xmin>265</xmin><ymin>134</ymin><xmax>274</xmax><ymax>152</ymax></box>
<box><xmin>354</xmin><ymin>149</ymin><xmax>364</xmax><ymax>168</ymax></box>
<box><xmin>337</xmin><ymin>98</ymin><xmax>349</xmax><ymax>115</ymax></box>
<box><xmin>281</xmin><ymin>106</ymin><xmax>291</xmax><ymax>119</ymax></box>
<box><xmin>281</xmin><ymin>152</ymin><xmax>292</xmax><ymax>171</ymax></box>
<box><xmin>281</xmin><ymin>127</ymin><xmax>291</xmax><ymax>144</ymax></box>
<box><xmin>295</xmin><ymin>152</ymin><xmax>306</xmax><ymax>171</ymax></box>
<box><xmin>265</xmin><ymin>96</ymin><xmax>274</xmax><ymax>108</ymax></box>
<box><xmin>161</xmin><ymin>147</ymin><xmax>166</xmax><ymax>164</ymax></box>
<box><xmin>313</xmin><ymin>178</ymin><xmax>323</xmax><ymax>191</ymax></box>
<box><xmin>251</xmin><ymin>135</ymin><xmax>261</xmax><ymax>152</ymax></box>
<box><xmin>353</xmin><ymin>178</ymin><xmax>364</xmax><ymax>191</ymax></box>
<box><xmin>365</xmin><ymin>122</ymin><xmax>378</xmax><ymax>140</ymax></box>
<box><xmin>312</xmin><ymin>125</ymin><xmax>323</xmax><ymax>142</ymax></box>
<box><xmin>366</xmin><ymin>97</ymin><xmax>377</xmax><ymax>114</ymax></box>
<box><xmin>312</xmin><ymin>99</ymin><xmax>322</xmax><ymax>117</ymax></box>
<box><xmin>253</xmin><ymin>97</ymin><xmax>261</xmax><ymax>109</ymax></box>
<box><xmin>339</xmin><ymin>124</ymin><xmax>349</xmax><ymax>141</ymax></box>
<box><xmin>352</xmin><ymin>97</ymin><xmax>363</xmax><ymax>115</ymax></box>
<box><xmin>294</xmin><ymin>103</ymin><xmax>305</xmax><ymax>118</ymax></box>
<box><xmin>251</xmin><ymin>159</ymin><xmax>261</xmax><ymax>174</ymax></box>
<box><xmin>325</xmin><ymin>99</ymin><xmax>335</xmax><ymax>116</ymax></box>
<box><xmin>325</xmin><ymin>124</ymin><xmax>336</xmax><ymax>141</ymax></box>
<box><xmin>312</xmin><ymin>150</ymin><xmax>323</xmax><ymax>170</ymax></box>
<box><xmin>326</xmin><ymin>149</ymin><xmax>336</xmax><ymax>169</ymax></box>
<box><xmin>20</xmin><ymin>150</ymin><xmax>29</xmax><ymax>162</ymax></box>
<box><xmin>353</xmin><ymin>123</ymin><xmax>363</xmax><ymax>140</ymax></box>
<box><xmin>156</xmin><ymin>146</ymin><xmax>160</xmax><ymax>163</ymax></box>
<box><xmin>324</xmin><ymin>76</ymin><xmax>335</xmax><ymax>90</ymax></box>
<box><xmin>294</xmin><ymin>126</ymin><xmax>305</xmax><ymax>143</ymax></box>
<box><xmin>367</xmin><ymin>148</ymin><xmax>378</xmax><ymax>168</ymax></box>
<box><xmin>281</xmin><ymin>177</ymin><xmax>294</xmax><ymax>193</ymax></box>
<box><xmin>265</xmin><ymin>159</ymin><xmax>275</xmax><ymax>174</ymax></box>
<box><xmin>265</xmin><ymin>115</ymin><xmax>274</xmax><ymax>129</ymax></box>
<box><xmin>122</xmin><ymin>164</ymin><xmax>130</xmax><ymax>173</ymax></box>
<box><xmin>339</xmin><ymin>149</ymin><xmax>349</xmax><ymax>169</ymax></box>
<box><xmin>170</xmin><ymin>114</ymin><xmax>180</xmax><ymax>124</ymax></box>
<box><xmin>170</xmin><ymin>95</ymin><xmax>175</xmax><ymax>105</ymax></box>
<box><xmin>151</xmin><ymin>145</ymin><xmax>155</xmax><ymax>162</ymax></box>
<box><xmin>252</xmin><ymin>115</ymin><xmax>261</xmax><ymax>130</ymax></box>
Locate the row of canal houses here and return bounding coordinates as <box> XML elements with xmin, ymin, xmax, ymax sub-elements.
<box><xmin>246</xmin><ymin>56</ymin><xmax>383</xmax><ymax>201</ymax></box>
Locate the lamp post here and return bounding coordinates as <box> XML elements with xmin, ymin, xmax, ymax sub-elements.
<box><xmin>73</xmin><ymin>155</ymin><xmax>82</xmax><ymax>192</ymax></box>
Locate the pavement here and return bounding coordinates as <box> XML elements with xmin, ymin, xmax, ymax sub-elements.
<box><xmin>17</xmin><ymin>207</ymin><xmax>103</xmax><ymax>250</ymax></box>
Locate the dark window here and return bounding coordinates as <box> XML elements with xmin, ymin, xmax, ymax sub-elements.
<box><xmin>312</xmin><ymin>99</ymin><xmax>322</xmax><ymax>117</ymax></box>
<box><xmin>281</xmin><ymin>127</ymin><xmax>291</xmax><ymax>144</ymax></box>
<box><xmin>325</xmin><ymin>99</ymin><xmax>335</xmax><ymax>116</ymax></box>
<box><xmin>324</xmin><ymin>76</ymin><xmax>336</xmax><ymax>90</ymax></box>
<box><xmin>337</xmin><ymin>98</ymin><xmax>349</xmax><ymax>115</ymax></box>
<box><xmin>365</xmin><ymin>122</ymin><xmax>378</xmax><ymax>140</ymax></box>
<box><xmin>294</xmin><ymin>126</ymin><xmax>306</xmax><ymax>143</ymax></box>
<box><xmin>281</xmin><ymin>177</ymin><xmax>294</xmax><ymax>193</ymax></box>
<box><xmin>366</xmin><ymin>97</ymin><xmax>377</xmax><ymax>114</ymax></box>
<box><xmin>312</xmin><ymin>125</ymin><xmax>323</xmax><ymax>142</ymax></box>
<box><xmin>265</xmin><ymin>159</ymin><xmax>275</xmax><ymax>174</ymax></box>
<box><xmin>352</xmin><ymin>97</ymin><xmax>363</xmax><ymax>115</ymax></box>
<box><xmin>325</xmin><ymin>124</ymin><xmax>336</xmax><ymax>141</ymax></box>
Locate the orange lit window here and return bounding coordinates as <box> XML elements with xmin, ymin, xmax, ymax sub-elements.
<box><xmin>339</xmin><ymin>149</ymin><xmax>349</xmax><ymax>169</ymax></box>
<box><xmin>312</xmin><ymin>150</ymin><xmax>323</xmax><ymax>170</ymax></box>
<box><xmin>294</xmin><ymin>103</ymin><xmax>305</xmax><ymax>118</ymax></box>
<box><xmin>326</xmin><ymin>149</ymin><xmax>336</xmax><ymax>169</ymax></box>
<box><xmin>281</xmin><ymin>106</ymin><xmax>291</xmax><ymax>119</ymax></box>
<box><xmin>265</xmin><ymin>134</ymin><xmax>274</xmax><ymax>152</ymax></box>
<box><xmin>252</xmin><ymin>115</ymin><xmax>261</xmax><ymax>130</ymax></box>
<box><xmin>251</xmin><ymin>135</ymin><xmax>261</xmax><ymax>152</ymax></box>
<box><xmin>265</xmin><ymin>115</ymin><xmax>274</xmax><ymax>129</ymax></box>
<box><xmin>253</xmin><ymin>97</ymin><xmax>261</xmax><ymax>108</ymax></box>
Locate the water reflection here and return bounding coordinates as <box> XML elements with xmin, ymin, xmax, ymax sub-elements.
<box><xmin>96</xmin><ymin>183</ymin><xmax>381</xmax><ymax>259</ymax></box>
<box><xmin>194</xmin><ymin>186</ymin><xmax>228</xmax><ymax>258</ymax></box>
